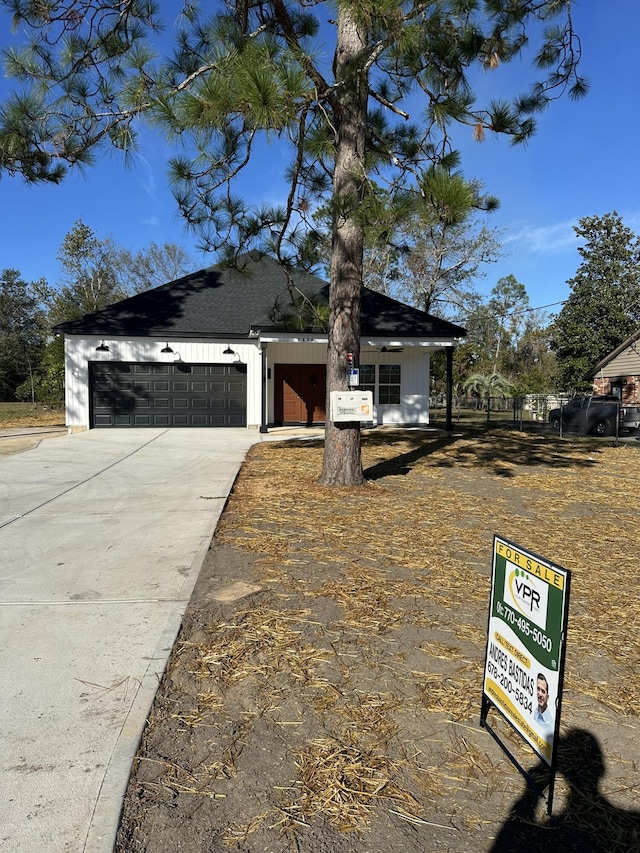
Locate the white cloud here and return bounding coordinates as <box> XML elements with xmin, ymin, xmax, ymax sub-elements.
<box><xmin>504</xmin><ymin>209</ymin><xmax>640</xmax><ymax>259</ymax></box>
<box><xmin>503</xmin><ymin>219</ymin><xmax>579</xmax><ymax>254</ymax></box>
<box><xmin>135</xmin><ymin>151</ymin><xmax>159</xmax><ymax>203</ymax></box>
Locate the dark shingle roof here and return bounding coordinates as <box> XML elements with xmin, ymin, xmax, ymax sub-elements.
<box><xmin>53</xmin><ymin>253</ymin><xmax>466</xmax><ymax>340</ymax></box>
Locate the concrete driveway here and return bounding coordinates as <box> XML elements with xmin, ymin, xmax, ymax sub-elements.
<box><xmin>0</xmin><ymin>428</ymin><xmax>261</xmax><ymax>853</ymax></box>
<box><xmin>0</xmin><ymin>425</ymin><xmax>68</xmax><ymax>458</ymax></box>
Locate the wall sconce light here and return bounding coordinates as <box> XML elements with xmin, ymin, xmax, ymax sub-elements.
<box><xmin>95</xmin><ymin>341</ymin><xmax>110</xmax><ymax>353</ymax></box>
<box><xmin>161</xmin><ymin>343</ymin><xmax>174</xmax><ymax>355</ymax></box>
<box><xmin>94</xmin><ymin>341</ymin><xmax>111</xmax><ymax>359</ymax></box>
<box><xmin>222</xmin><ymin>344</ymin><xmax>243</xmax><ymax>363</ymax></box>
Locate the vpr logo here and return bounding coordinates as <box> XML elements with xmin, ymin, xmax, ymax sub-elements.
<box><xmin>503</xmin><ymin>562</ymin><xmax>548</xmax><ymax>630</ymax></box>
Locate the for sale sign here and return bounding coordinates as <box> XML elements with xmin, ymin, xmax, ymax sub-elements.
<box><xmin>482</xmin><ymin>536</ymin><xmax>570</xmax><ymax>765</ymax></box>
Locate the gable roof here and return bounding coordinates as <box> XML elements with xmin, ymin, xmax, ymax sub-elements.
<box><xmin>585</xmin><ymin>328</ymin><xmax>640</xmax><ymax>378</ymax></box>
<box><xmin>53</xmin><ymin>253</ymin><xmax>466</xmax><ymax>340</ymax></box>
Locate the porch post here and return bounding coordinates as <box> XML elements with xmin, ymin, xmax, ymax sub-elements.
<box><xmin>260</xmin><ymin>343</ymin><xmax>269</xmax><ymax>433</ymax></box>
<box><xmin>445</xmin><ymin>346</ymin><xmax>454</xmax><ymax>431</ymax></box>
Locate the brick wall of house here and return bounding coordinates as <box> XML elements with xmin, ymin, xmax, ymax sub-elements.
<box><xmin>593</xmin><ymin>375</ymin><xmax>640</xmax><ymax>404</ymax></box>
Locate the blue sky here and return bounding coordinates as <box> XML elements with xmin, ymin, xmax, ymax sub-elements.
<box><xmin>1</xmin><ymin>1</ymin><xmax>639</xmax><ymax>322</ymax></box>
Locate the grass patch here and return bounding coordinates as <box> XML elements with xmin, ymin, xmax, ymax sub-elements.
<box><xmin>0</xmin><ymin>402</ymin><xmax>65</xmax><ymax>427</ymax></box>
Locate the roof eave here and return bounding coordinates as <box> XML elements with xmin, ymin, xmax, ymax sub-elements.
<box><xmin>584</xmin><ymin>327</ymin><xmax>640</xmax><ymax>378</ymax></box>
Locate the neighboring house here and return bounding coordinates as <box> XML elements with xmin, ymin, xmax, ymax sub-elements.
<box><xmin>585</xmin><ymin>329</ymin><xmax>640</xmax><ymax>404</ymax></box>
<box><xmin>53</xmin><ymin>253</ymin><xmax>466</xmax><ymax>431</ymax></box>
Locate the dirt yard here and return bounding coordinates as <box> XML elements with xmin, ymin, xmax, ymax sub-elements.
<box><xmin>0</xmin><ymin>407</ymin><xmax>66</xmax><ymax>457</ymax></box>
<box><xmin>114</xmin><ymin>428</ymin><xmax>640</xmax><ymax>853</ymax></box>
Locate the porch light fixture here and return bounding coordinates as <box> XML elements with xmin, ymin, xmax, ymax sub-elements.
<box><xmin>223</xmin><ymin>345</ymin><xmax>236</xmax><ymax>356</ymax></box>
<box><xmin>160</xmin><ymin>342</ymin><xmax>175</xmax><ymax>362</ymax></box>
<box><xmin>95</xmin><ymin>341</ymin><xmax>110</xmax><ymax>353</ymax></box>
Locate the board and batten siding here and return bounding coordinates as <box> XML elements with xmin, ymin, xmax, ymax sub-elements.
<box><xmin>63</xmin><ymin>336</ymin><xmax>262</xmax><ymax>430</ymax></box>
<box><xmin>370</xmin><ymin>348</ymin><xmax>431</xmax><ymax>425</ymax></box>
<box><xmin>64</xmin><ymin>337</ymin><xmax>435</xmax><ymax>429</ymax></box>
<box><xmin>265</xmin><ymin>343</ymin><xmax>432</xmax><ymax>425</ymax></box>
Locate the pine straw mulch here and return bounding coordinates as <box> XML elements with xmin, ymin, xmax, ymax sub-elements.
<box><xmin>115</xmin><ymin>427</ymin><xmax>640</xmax><ymax>853</ymax></box>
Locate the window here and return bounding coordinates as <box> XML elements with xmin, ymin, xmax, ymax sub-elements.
<box><xmin>379</xmin><ymin>364</ymin><xmax>401</xmax><ymax>404</ymax></box>
<box><xmin>360</xmin><ymin>364</ymin><xmax>375</xmax><ymax>396</ymax></box>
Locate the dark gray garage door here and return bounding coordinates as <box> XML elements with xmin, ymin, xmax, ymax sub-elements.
<box><xmin>90</xmin><ymin>362</ymin><xmax>247</xmax><ymax>427</ymax></box>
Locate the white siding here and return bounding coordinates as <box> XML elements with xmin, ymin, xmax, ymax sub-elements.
<box><xmin>65</xmin><ymin>337</ymin><xmax>439</xmax><ymax>429</ymax></box>
<box><xmin>63</xmin><ymin>337</ymin><xmax>262</xmax><ymax>430</ymax></box>
<box><xmin>367</xmin><ymin>348</ymin><xmax>431</xmax><ymax>425</ymax></box>
<box><xmin>265</xmin><ymin>342</ymin><xmax>432</xmax><ymax>425</ymax></box>
<box><xmin>264</xmin><ymin>342</ymin><xmax>326</xmax><ymax>425</ymax></box>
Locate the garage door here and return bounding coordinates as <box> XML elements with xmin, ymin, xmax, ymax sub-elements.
<box><xmin>90</xmin><ymin>362</ymin><xmax>247</xmax><ymax>427</ymax></box>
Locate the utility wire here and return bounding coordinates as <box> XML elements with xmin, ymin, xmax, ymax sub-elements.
<box><xmin>504</xmin><ymin>299</ymin><xmax>567</xmax><ymax>317</ymax></box>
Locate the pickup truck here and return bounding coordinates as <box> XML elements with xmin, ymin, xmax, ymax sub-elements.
<box><xmin>549</xmin><ymin>395</ymin><xmax>640</xmax><ymax>436</ymax></box>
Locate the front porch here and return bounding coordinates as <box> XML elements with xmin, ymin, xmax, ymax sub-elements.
<box><xmin>258</xmin><ymin>338</ymin><xmax>457</xmax><ymax>432</ymax></box>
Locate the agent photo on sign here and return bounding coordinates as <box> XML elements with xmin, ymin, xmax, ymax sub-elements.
<box><xmin>534</xmin><ymin>672</ymin><xmax>554</xmax><ymax>729</ymax></box>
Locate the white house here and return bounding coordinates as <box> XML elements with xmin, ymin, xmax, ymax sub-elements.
<box><xmin>53</xmin><ymin>253</ymin><xmax>466</xmax><ymax>431</ymax></box>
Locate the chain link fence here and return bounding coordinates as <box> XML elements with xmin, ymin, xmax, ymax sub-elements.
<box><xmin>429</xmin><ymin>394</ymin><xmax>564</xmax><ymax>432</ymax></box>
<box><xmin>430</xmin><ymin>394</ymin><xmax>637</xmax><ymax>444</ymax></box>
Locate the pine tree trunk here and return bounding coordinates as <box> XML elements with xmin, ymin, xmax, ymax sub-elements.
<box><xmin>319</xmin><ymin>9</ymin><xmax>368</xmax><ymax>487</ymax></box>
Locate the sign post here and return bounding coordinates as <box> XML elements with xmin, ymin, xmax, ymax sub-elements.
<box><xmin>481</xmin><ymin>535</ymin><xmax>570</xmax><ymax>813</ymax></box>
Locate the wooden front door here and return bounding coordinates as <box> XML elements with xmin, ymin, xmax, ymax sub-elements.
<box><xmin>274</xmin><ymin>364</ymin><xmax>326</xmax><ymax>424</ymax></box>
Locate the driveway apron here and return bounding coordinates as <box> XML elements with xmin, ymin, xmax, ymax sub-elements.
<box><xmin>0</xmin><ymin>428</ymin><xmax>260</xmax><ymax>853</ymax></box>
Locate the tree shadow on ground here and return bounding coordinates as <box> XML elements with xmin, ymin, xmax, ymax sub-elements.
<box><xmin>363</xmin><ymin>430</ymin><xmax>459</xmax><ymax>480</ymax></box>
<box><xmin>362</xmin><ymin>427</ymin><xmax>606</xmax><ymax>481</ymax></box>
<box><xmin>490</xmin><ymin>729</ymin><xmax>640</xmax><ymax>853</ymax></box>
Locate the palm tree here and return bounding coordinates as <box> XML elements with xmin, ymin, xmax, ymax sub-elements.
<box><xmin>464</xmin><ymin>372</ymin><xmax>514</xmax><ymax>423</ymax></box>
